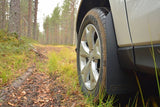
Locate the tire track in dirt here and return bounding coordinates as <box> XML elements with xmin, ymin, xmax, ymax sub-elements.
<box><xmin>1</xmin><ymin>45</ymin><xmax>84</xmax><ymax>107</ymax></box>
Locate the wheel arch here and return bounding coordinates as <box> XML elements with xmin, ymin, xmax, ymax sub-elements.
<box><xmin>76</xmin><ymin>0</ymin><xmax>110</xmax><ymax>35</ymax></box>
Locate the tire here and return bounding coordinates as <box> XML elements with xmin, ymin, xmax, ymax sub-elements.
<box><xmin>77</xmin><ymin>8</ymin><xmax>109</xmax><ymax>102</ymax></box>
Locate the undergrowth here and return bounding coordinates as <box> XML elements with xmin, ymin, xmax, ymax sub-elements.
<box><xmin>0</xmin><ymin>30</ymin><xmax>37</xmax><ymax>87</ymax></box>
<box><xmin>35</xmin><ymin>44</ymin><xmax>160</xmax><ymax>106</ymax></box>
<box><xmin>36</xmin><ymin>45</ymin><xmax>116</xmax><ymax>106</ymax></box>
<box><xmin>47</xmin><ymin>47</ymin><xmax>79</xmax><ymax>92</ymax></box>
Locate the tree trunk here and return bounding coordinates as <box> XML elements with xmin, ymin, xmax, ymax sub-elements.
<box><xmin>0</xmin><ymin>0</ymin><xmax>6</xmax><ymax>30</ymax></box>
<box><xmin>33</xmin><ymin>0</ymin><xmax>38</xmax><ymax>40</ymax></box>
<box><xmin>28</xmin><ymin>0</ymin><xmax>32</xmax><ymax>37</ymax></box>
<box><xmin>46</xmin><ymin>26</ymin><xmax>49</xmax><ymax>44</ymax></box>
<box><xmin>8</xmin><ymin>0</ymin><xmax>21</xmax><ymax>37</ymax></box>
<box><xmin>70</xmin><ymin>0</ymin><xmax>76</xmax><ymax>45</ymax></box>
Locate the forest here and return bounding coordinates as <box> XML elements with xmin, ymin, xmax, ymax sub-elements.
<box><xmin>0</xmin><ymin>0</ymin><xmax>77</xmax><ymax>45</ymax></box>
<box><xmin>0</xmin><ymin>0</ymin><xmax>91</xmax><ymax>106</ymax></box>
<box><xmin>0</xmin><ymin>0</ymin><xmax>160</xmax><ymax>106</ymax></box>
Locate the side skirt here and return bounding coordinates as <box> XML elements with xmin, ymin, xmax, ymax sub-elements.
<box><xmin>118</xmin><ymin>44</ymin><xmax>160</xmax><ymax>74</ymax></box>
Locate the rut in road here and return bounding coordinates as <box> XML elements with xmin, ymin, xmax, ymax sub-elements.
<box><xmin>1</xmin><ymin>45</ymin><xmax>85</xmax><ymax>107</ymax></box>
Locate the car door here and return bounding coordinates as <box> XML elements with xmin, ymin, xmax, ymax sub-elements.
<box><xmin>126</xmin><ymin>0</ymin><xmax>160</xmax><ymax>46</ymax></box>
<box><xmin>126</xmin><ymin>0</ymin><xmax>160</xmax><ymax>72</ymax></box>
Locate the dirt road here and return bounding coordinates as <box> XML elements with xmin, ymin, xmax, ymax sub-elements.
<box><xmin>0</xmin><ymin>45</ymin><xmax>85</xmax><ymax>107</ymax></box>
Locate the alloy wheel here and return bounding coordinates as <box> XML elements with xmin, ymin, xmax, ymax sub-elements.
<box><xmin>79</xmin><ymin>24</ymin><xmax>101</xmax><ymax>90</ymax></box>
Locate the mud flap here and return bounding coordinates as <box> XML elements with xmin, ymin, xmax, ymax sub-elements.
<box><xmin>105</xmin><ymin>12</ymin><xmax>137</xmax><ymax>94</ymax></box>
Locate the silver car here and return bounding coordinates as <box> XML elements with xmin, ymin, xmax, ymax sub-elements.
<box><xmin>76</xmin><ymin>0</ymin><xmax>160</xmax><ymax>102</ymax></box>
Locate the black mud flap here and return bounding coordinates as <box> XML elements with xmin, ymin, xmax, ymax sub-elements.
<box><xmin>105</xmin><ymin>12</ymin><xmax>137</xmax><ymax>94</ymax></box>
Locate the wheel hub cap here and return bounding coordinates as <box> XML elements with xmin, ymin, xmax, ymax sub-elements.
<box><xmin>79</xmin><ymin>24</ymin><xmax>101</xmax><ymax>90</ymax></box>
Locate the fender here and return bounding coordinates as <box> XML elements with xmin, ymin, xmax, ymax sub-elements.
<box><xmin>76</xmin><ymin>0</ymin><xmax>110</xmax><ymax>35</ymax></box>
<box><xmin>76</xmin><ymin>0</ymin><xmax>133</xmax><ymax>48</ymax></box>
<box><xmin>76</xmin><ymin>0</ymin><xmax>135</xmax><ymax>70</ymax></box>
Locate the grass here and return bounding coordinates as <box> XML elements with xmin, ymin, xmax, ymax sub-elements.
<box><xmin>37</xmin><ymin>45</ymin><xmax>117</xmax><ymax>106</ymax></box>
<box><xmin>148</xmin><ymin>25</ymin><xmax>160</xmax><ymax>96</ymax></box>
<box><xmin>126</xmin><ymin>50</ymin><xmax>160</xmax><ymax>107</ymax></box>
<box><xmin>0</xmin><ymin>31</ymin><xmax>116</xmax><ymax>106</ymax></box>
<box><xmin>134</xmin><ymin>73</ymin><xmax>145</xmax><ymax>107</ymax></box>
<box><xmin>0</xmin><ymin>30</ymin><xmax>37</xmax><ymax>87</ymax></box>
<box><xmin>151</xmin><ymin>45</ymin><xmax>160</xmax><ymax>97</ymax></box>
<box><xmin>48</xmin><ymin>47</ymin><xmax>79</xmax><ymax>93</ymax></box>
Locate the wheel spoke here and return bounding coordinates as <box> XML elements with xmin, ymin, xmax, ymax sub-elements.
<box><xmin>85</xmin><ymin>81</ymin><xmax>91</xmax><ymax>89</ymax></box>
<box><xmin>90</xmin><ymin>61</ymin><xmax>99</xmax><ymax>82</ymax></box>
<box><xmin>80</xmin><ymin>57</ymin><xmax>86</xmax><ymax>71</ymax></box>
<box><xmin>80</xmin><ymin>41</ymin><xmax>89</xmax><ymax>58</ymax></box>
<box><xmin>81</xmin><ymin>61</ymin><xmax>91</xmax><ymax>82</ymax></box>
<box><xmin>92</xmin><ymin>39</ymin><xmax>101</xmax><ymax>60</ymax></box>
<box><xmin>86</xmin><ymin>25</ymin><xmax>94</xmax><ymax>50</ymax></box>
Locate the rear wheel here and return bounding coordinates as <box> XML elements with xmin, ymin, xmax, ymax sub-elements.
<box><xmin>77</xmin><ymin>8</ymin><xmax>109</xmax><ymax>102</ymax></box>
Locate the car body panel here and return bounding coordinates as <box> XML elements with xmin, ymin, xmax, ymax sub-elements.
<box><xmin>126</xmin><ymin>0</ymin><xmax>160</xmax><ymax>46</ymax></box>
<box><xmin>76</xmin><ymin>0</ymin><xmax>160</xmax><ymax>95</ymax></box>
<box><xmin>77</xmin><ymin>0</ymin><xmax>160</xmax><ymax>46</ymax></box>
<box><xmin>109</xmin><ymin>0</ymin><xmax>132</xmax><ymax>47</ymax></box>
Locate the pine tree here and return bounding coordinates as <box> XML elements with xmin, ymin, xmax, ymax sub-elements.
<box><xmin>43</xmin><ymin>16</ymin><xmax>50</xmax><ymax>44</ymax></box>
<box><xmin>61</xmin><ymin>0</ymin><xmax>71</xmax><ymax>44</ymax></box>
<box><xmin>70</xmin><ymin>0</ymin><xmax>76</xmax><ymax>45</ymax></box>
<box><xmin>20</xmin><ymin>0</ymin><xmax>29</xmax><ymax>36</ymax></box>
<box><xmin>0</xmin><ymin>0</ymin><xmax>6</xmax><ymax>30</ymax></box>
<box><xmin>8</xmin><ymin>0</ymin><xmax>20</xmax><ymax>36</ymax></box>
<box><xmin>27</xmin><ymin>0</ymin><xmax>32</xmax><ymax>37</ymax></box>
<box><xmin>51</xmin><ymin>5</ymin><xmax>60</xmax><ymax>44</ymax></box>
<box><xmin>33</xmin><ymin>0</ymin><xmax>38</xmax><ymax>40</ymax></box>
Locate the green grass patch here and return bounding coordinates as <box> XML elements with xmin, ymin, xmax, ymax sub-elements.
<box><xmin>45</xmin><ymin>46</ymin><xmax>117</xmax><ymax>106</ymax></box>
<box><xmin>48</xmin><ymin>52</ymin><xmax>58</xmax><ymax>73</ymax></box>
<box><xmin>0</xmin><ymin>30</ymin><xmax>37</xmax><ymax>87</ymax></box>
<box><xmin>47</xmin><ymin>47</ymin><xmax>78</xmax><ymax>89</ymax></box>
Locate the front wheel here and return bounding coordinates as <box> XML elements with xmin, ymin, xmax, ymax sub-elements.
<box><xmin>77</xmin><ymin>8</ymin><xmax>109</xmax><ymax>102</ymax></box>
<box><xmin>77</xmin><ymin>7</ymin><xmax>138</xmax><ymax>103</ymax></box>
